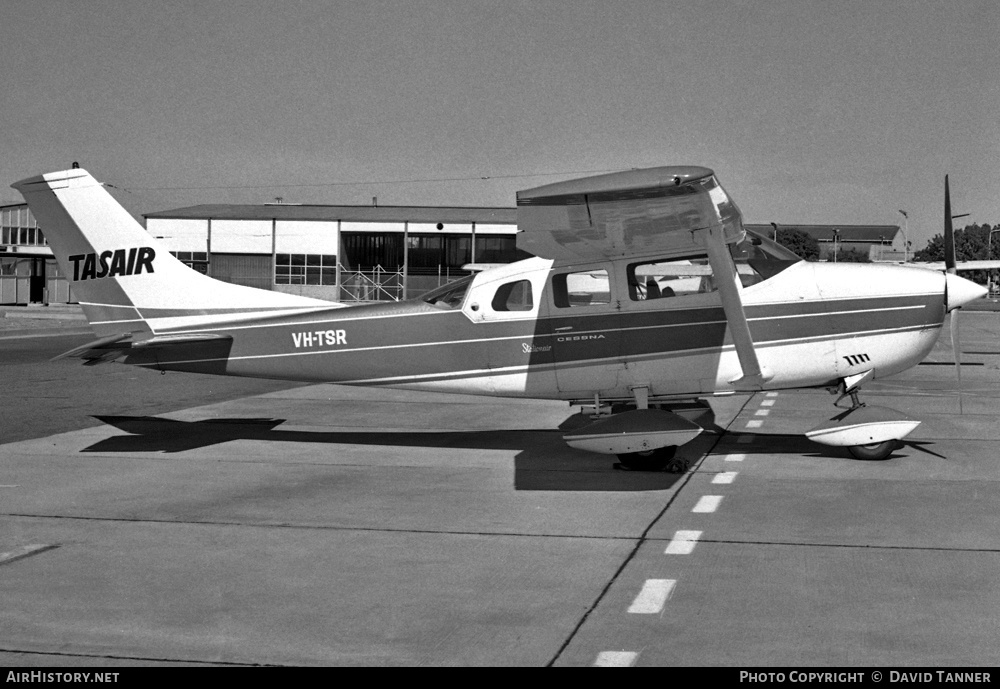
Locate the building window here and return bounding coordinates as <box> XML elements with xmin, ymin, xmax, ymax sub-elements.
<box><xmin>275</xmin><ymin>253</ymin><xmax>337</xmax><ymax>285</ymax></box>
<box><xmin>170</xmin><ymin>251</ymin><xmax>210</xmax><ymax>275</ymax></box>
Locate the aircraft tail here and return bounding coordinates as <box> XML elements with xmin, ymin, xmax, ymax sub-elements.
<box><xmin>12</xmin><ymin>169</ymin><xmax>335</xmax><ymax>336</ymax></box>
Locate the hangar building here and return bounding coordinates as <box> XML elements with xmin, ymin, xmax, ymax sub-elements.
<box><xmin>1</xmin><ymin>199</ymin><xmax>903</xmax><ymax>304</ymax></box>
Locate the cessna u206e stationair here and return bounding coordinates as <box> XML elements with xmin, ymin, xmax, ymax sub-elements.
<box><xmin>13</xmin><ymin>166</ymin><xmax>986</xmax><ymax>470</ymax></box>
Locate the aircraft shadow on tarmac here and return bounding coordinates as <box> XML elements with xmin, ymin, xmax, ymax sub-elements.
<box><xmin>84</xmin><ymin>415</ymin><xmax>692</xmax><ymax>492</ymax></box>
<box><xmin>83</xmin><ymin>411</ymin><xmax>945</xmax><ymax>494</ymax></box>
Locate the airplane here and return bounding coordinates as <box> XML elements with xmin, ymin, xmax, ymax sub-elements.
<box><xmin>12</xmin><ymin>165</ymin><xmax>987</xmax><ymax>471</ymax></box>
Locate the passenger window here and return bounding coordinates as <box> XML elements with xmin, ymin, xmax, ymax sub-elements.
<box><xmin>628</xmin><ymin>257</ymin><xmax>716</xmax><ymax>301</ymax></box>
<box><xmin>552</xmin><ymin>270</ymin><xmax>611</xmax><ymax>308</ymax></box>
<box><xmin>491</xmin><ymin>280</ymin><xmax>533</xmax><ymax>312</ymax></box>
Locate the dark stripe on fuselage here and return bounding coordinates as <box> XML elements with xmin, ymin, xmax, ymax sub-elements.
<box><xmin>147</xmin><ymin>294</ymin><xmax>945</xmax><ymax>386</ymax></box>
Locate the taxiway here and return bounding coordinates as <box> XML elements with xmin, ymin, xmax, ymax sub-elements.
<box><xmin>1</xmin><ymin>313</ymin><xmax>998</xmax><ymax>666</ymax></box>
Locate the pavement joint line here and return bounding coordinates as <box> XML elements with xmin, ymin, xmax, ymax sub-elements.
<box><xmin>0</xmin><ymin>330</ymin><xmax>93</xmax><ymax>341</ymax></box>
<box><xmin>664</xmin><ymin>530</ymin><xmax>703</xmax><ymax>555</ymax></box>
<box><xmin>0</xmin><ymin>646</ymin><xmax>280</xmax><ymax>667</ymax></box>
<box><xmin>593</xmin><ymin>650</ymin><xmax>638</xmax><ymax>667</ymax></box>
<box><xmin>0</xmin><ymin>544</ymin><xmax>58</xmax><ymax>566</ymax></box>
<box><xmin>547</xmin><ymin>393</ymin><xmax>752</xmax><ymax>666</ymax></box>
<box><xmin>650</xmin><ymin>537</ymin><xmax>1000</xmax><ymax>554</ymax></box>
<box><xmin>0</xmin><ymin>512</ymin><xmax>649</xmax><ymax>541</ymax></box>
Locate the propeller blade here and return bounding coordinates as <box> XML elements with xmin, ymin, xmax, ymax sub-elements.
<box><xmin>944</xmin><ymin>174</ymin><xmax>956</xmax><ymax>273</ymax></box>
<box><xmin>950</xmin><ymin>308</ymin><xmax>964</xmax><ymax>414</ymax></box>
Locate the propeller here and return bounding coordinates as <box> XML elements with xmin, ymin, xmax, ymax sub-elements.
<box><xmin>944</xmin><ymin>174</ymin><xmax>963</xmax><ymax>414</ymax></box>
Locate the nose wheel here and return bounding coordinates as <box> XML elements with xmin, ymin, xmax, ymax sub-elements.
<box><xmin>847</xmin><ymin>440</ymin><xmax>899</xmax><ymax>460</ymax></box>
<box><xmin>806</xmin><ymin>376</ymin><xmax>919</xmax><ymax>460</ymax></box>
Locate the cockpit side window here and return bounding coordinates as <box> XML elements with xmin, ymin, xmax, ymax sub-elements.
<box><xmin>421</xmin><ymin>275</ymin><xmax>473</xmax><ymax>310</ymax></box>
<box><xmin>552</xmin><ymin>269</ymin><xmax>611</xmax><ymax>308</ymax></box>
<box><xmin>491</xmin><ymin>279</ymin><xmax>533</xmax><ymax>312</ymax></box>
<box><xmin>628</xmin><ymin>256</ymin><xmax>716</xmax><ymax>301</ymax></box>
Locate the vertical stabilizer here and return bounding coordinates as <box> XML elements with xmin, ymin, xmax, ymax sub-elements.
<box><xmin>13</xmin><ymin>169</ymin><xmax>335</xmax><ymax>336</ymax></box>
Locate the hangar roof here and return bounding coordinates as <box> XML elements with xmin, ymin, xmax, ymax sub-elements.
<box><xmin>142</xmin><ymin>206</ymin><xmax>897</xmax><ymax>243</ymax></box>
<box><xmin>144</xmin><ymin>204</ymin><xmax>518</xmax><ymax>225</ymax></box>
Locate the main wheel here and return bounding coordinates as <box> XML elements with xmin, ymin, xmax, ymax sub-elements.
<box><xmin>617</xmin><ymin>446</ymin><xmax>677</xmax><ymax>471</ymax></box>
<box><xmin>847</xmin><ymin>440</ymin><xmax>897</xmax><ymax>460</ymax></box>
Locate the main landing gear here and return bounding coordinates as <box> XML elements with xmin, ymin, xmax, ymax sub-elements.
<box><xmin>805</xmin><ymin>375</ymin><xmax>920</xmax><ymax>461</ymax></box>
<box><xmin>616</xmin><ymin>445</ymin><xmax>691</xmax><ymax>473</ymax></box>
<box><xmin>562</xmin><ymin>390</ymin><xmax>704</xmax><ymax>473</ymax></box>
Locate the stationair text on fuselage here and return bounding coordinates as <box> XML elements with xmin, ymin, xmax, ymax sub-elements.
<box><xmin>68</xmin><ymin>247</ymin><xmax>155</xmax><ymax>281</ymax></box>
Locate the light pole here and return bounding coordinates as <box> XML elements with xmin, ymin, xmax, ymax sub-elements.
<box><xmin>898</xmin><ymin>210</ymin><xmax>909</xmax><ymax>262</ymax></box>
<box><xmin>832</xmin><ymin>229</ymin><xmax>840</xmax><ymax>262</ymax></box>
<box><xmin>988</xmin><ymin>227</ymin><xmax>1000</xmax><ymax>294</ymax></box>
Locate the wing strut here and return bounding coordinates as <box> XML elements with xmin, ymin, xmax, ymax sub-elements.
<box><xmin>698</xmin><ymin>225</ymin><xmax>771</xmax><ymax>389</ymax></box>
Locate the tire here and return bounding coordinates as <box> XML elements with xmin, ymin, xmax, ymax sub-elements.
<box><xmin>617</xmin><ymin>446</ymin><xmax>677</xmax><ymax>471</ymax></box>
<box><xmin>847</xmin><ymin>440</ymin><xmax>897</xmax><ymax>460</ymax></box>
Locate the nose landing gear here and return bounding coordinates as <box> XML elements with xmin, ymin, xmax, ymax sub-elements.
<box><xmin>805</xmin><ymin>376</ymin><xmax>919</xmax><ymax>461</ymax></box>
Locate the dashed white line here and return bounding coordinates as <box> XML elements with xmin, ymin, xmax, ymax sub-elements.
<box><xmin>724</xmin><ymin>453</ymin><xmax>746</xmax><ymax>462</ymax></box>
<box><xmin>760</xmin><ymin>399</ymin><xmax>776</xmax><ymax>407</ymax></box>
<box><xmin>627</xmin><ymin>579</ymin><xmax>676</xmax><ymax>614</ymax></box>
<box><xmin>692</xmin><ymin>495</ymin><xmax>723</xmax><ymax>513</ymax></box>
<box><xmin>665</xmin><ymin>530</ymin><xmax>703</xmax><ymax>555</ymax></box>
<box><xmin>737</xmin><ymin>435</ymin><xmax>754</xmax><ymax>444</ymax></box>
<box><xmin>765</xmin><ymin>392</ymin><xmax>778</xmax><ymax>397</ymax></box>
<box><xmin>745</xmin><ymin>419</ymin><xmax>763</xmax><ymax>428</ymax></box>
<box><xmin>754</xmin><ymin>409</ymin><xmax>771</xmax><ymax>416</ymax></box>
<box><xmin>712</xmin><ymin>471</ymin><xmax>738</xmax><ymax>485</ymax></box>
<box><xmin>594</xmin><ymin>651</ymin><xmax>639</xmax><ymax>667</ymax></box>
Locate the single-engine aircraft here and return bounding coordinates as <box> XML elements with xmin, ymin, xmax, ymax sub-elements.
<box><xmin>13</xmin><ymin>166</ymin><xmax>986</xmax><ymax>470</ymax></box>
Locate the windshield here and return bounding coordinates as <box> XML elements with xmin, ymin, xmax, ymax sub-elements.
<box><xmin>421</xmin><ymin>275</ymin><xmax>474</xmax><ymax>310</ymax></box>
<box><xmin>731</xmin><ymin>230</ymin><xmax>802</xmax><ymax>284</ymax></box>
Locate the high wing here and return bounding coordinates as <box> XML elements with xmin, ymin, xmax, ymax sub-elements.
<box><xmin>516</xmin><ymin>165</ymin><xmax>769</xmax><ymax>387</ymax></box>
<box><xmin>906</xmin><ymin>260</ymin><xmax>1000</xmax><ymax>272</ymax></box>
<box><xmin>515</xmin><ymin>166</ymin><xmax>744</xmax><ymax>261</ymax></box>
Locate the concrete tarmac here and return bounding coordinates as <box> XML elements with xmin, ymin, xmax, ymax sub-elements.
<box><xmin>1</xmin><ymin>312</ymin><xmax>998</xmax><ymax>667</ymax></box>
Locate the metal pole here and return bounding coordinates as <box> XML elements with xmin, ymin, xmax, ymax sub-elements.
<box><xmin>402</xmin><ymin>221</ymin><xmax>409</xmax><ymax>301</ymax></box>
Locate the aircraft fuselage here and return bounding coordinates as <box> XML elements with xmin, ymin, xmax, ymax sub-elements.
<box><xmin>131</xmin><ymin>257</ymin><xmax>947</xmax><ymax>403</ymax></box>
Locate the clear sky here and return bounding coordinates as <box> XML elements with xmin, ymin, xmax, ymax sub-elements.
<box><xmin>1</xmin><ymin>0</ymin><xmax>997</xmax><ymax>250</ymax></box>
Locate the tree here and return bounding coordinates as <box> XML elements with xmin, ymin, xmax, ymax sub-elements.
<box><xmin>913</xmin><ymin>223</ymin><xmax>999</xmax><ymax>285</ymax></box>
<box><xmin>775</xmin><ymin>228</ymin><xmax>820</xmax><ymax>261</ymax></box>
<box><xmin>913</xmin><ymin>223</ymin><xmax>999</xmax><ymax>262</ymax></box>
<box><xmin>834</xmin><ymin>247</ymin><xmax>871</xmax><ymax>263</ymax></box>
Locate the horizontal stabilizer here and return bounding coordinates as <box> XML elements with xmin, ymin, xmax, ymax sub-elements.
<box><xmin>53</xmin><ymin>332</ymin><xmax>233</xmax><ymax>367</ymax></box>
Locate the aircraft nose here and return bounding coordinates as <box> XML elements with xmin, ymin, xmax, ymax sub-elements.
<box><xmin>945</xmin><ymin>273</ymin><xmax>988</xmax><ymax>311</ymax></box>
